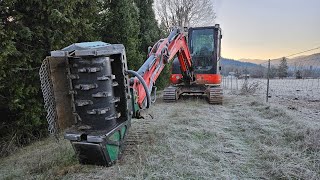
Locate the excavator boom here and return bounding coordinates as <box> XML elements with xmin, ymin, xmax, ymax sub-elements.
<box><xmin>130</xmin><ymin>27</ymin><xmax>194</xmax><ymax>116</ymax></box>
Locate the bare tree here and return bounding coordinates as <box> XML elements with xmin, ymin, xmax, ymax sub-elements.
<box><xmin>155</xmin><ymin>0</ymin><xmax>216</xmax><ymax>32</ymax></box>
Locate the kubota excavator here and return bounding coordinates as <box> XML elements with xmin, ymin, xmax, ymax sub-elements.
<box><xmin>164</xmin><ymin>25</ymin><xmax>223</xmax><ymax>104</ymax></box>
<box><xmin>39</xmin><ymin>25</ymin><xmax>222</xmax><ymax>166</ymax></box>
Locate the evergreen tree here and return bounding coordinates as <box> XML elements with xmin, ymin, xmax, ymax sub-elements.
<box><xmin>295</xmin><ymin>70</ymin><xmax>302</xmax><ymax>79</ymax></box>
<box><xmin>134</xmin><ymin>0</ymin><xmax>169</xmax><ymax>89</ymax></box>
<box><xmin>278</xmin><ymin>57</ymin><xmax>288</xmax><ymax>78</ymax></box>
<box><xmin>100</xmin><ymin>0</ymin><xmax>143</xmax><ymax>70</ymax></box>
<box><xmin>0</xmin><ymin>0</ymin><xmax>101</xmax><ymax>154</ymax></box>
<box><xmin>134</xmin><ymin>0</ymin><xmax>161</xmax><ymax>55</ymax></box>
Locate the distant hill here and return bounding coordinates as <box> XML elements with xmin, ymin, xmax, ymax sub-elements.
<box><xmin>220</xmin><ymin>58</ymin><xmax>266</xmax><ymax>77</ymax></box>
<box><xmin>221</xmin><ymin>58</ymin><xmax>261</xmax><ymax>68</ymax></box>
<box><xmin>239</xmin><ymin>58</ymin><xmax>268</xmax><ymax>64</ymax></box>
<box><xmin>239</xmin><ymin>53</ymin><xmax>320</xmax><ymax>68</ymax></box>
<box><xmin>270</xmin><ymin>53</ymin><xmax>320</xmax><ymax>68</ymax></box>
<box><xmin>221</xmin><ymin>53</ymin><xmax>320</xmax><ymax>78</ymax></box>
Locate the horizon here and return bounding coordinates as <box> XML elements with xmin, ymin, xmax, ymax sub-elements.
<box><xmin>225</xmin><ymin>51</ymin><xmax>320</xmax><ymax>62</ymax></box>
<box><xmin>234</xmin><ymin>50</ymin><xmax>320</xmax><ymax>62</ymax></box>
<box><xmin>213</xmin><ymin>0</ymin><xmax>320</xmax><ymax>60</ymax></box>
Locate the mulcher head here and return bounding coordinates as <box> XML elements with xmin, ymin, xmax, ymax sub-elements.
<box><xmin>40</xmin><ymin>42</ymin><xmax>132</xmax><ymax>166</ymax></box>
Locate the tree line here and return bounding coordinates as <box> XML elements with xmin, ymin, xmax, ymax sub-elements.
<box><xmin>222</xmin><ymin>57</ymin><xmax>320</xmax><ymax>79</ymax></box>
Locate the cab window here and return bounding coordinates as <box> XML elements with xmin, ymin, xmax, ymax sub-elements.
<box><xmin>190</xmin><ymin>29</ymin><xmax>214</xmax><ymax>56</ymax></box>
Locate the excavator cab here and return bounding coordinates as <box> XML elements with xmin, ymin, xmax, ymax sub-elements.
<box><xmin>171</xmin><ymin>25</ymin><xmax>222</xmax><ymax>84</ymax></box>
<box><xmin>189</xmin><ymin>27</ymin><xmax>217</xmax><ymax>74</ymax></box>
<box><xmin>166</xmin><ymin>25</ymin><xmax>223</xmax><ymax>104</ymax></box>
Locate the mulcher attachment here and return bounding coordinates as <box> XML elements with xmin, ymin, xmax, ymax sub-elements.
<box><xmin>42</xmin><ymin>42</ymin><xmax>132</xmax><ymax>166</ymax></box>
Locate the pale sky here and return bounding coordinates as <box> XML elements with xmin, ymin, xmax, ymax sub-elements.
<box><xmin>213</xmin><ymin>0</ymin><xmax>320</xmax><ymax>60</ymax></box>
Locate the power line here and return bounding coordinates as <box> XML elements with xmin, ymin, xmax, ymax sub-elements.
<box><xmin>285</xmin><ymin>46</ymin><xmax>320</xmax><ymax>58</ymax></box>
<box><xmin>257</xmin><ymin>48</ymin><xmax>320</xmax><ymax>66</ymax></box>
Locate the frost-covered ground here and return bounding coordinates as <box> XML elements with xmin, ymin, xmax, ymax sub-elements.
<box><xmin>223</xmin><ymin>77</ymin><xmax>320</xmax><ymax>101</ymax></box>
<box><xmin>224</xmin><ymin>77</ymin><xmax>320</xmax><ymax>123</ymax></box>
<box><xmin>1</xmin><ymin>94</ymin><xmax>319</xmax><ymax>179</ymax></box>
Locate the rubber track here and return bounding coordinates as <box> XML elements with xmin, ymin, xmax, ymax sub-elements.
<box><xmin>163</xmin><ymin>87</ymin><xmax>178</xmax><ymax>102</ymax></box>
<box><xmin>209</xmin><ymin>87</ymin><xmax>223</xmax><ymax>105</ymax></box>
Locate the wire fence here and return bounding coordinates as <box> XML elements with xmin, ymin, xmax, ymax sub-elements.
<box><xmin>222</xmin><ymin>53</ymin><xmax>320</xmax><ymax>105</ymax></box>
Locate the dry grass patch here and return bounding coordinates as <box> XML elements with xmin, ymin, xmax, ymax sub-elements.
<box><xmin>237</xmin><ymin>100</ymin><xmax>320</xmax><ymax>179</ymax></box>
<box><xmin>0</xmin><ymin>94</ymin><xmax>319</xmax><ymax>179</ymax></box>
<box><xmin>0</xmin><ymin>137</ymin><xmax>87</xmax><ymax>179</ymax></box>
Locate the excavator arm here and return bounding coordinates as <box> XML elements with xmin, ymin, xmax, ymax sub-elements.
<box><xmin>129</xmin><ymin>28</ymin><xmax>194</xmax><ymax>117</ymax></box>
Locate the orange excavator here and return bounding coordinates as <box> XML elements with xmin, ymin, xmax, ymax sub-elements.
<box><xmin>164</xmin><ymin>25</ymin><xmax>223</xmax><ymax>104</ymax></box>
<box><xmin>39</xmin><ymin>25</ymin><xmax>222</xmax><ymax>166</ymax></box>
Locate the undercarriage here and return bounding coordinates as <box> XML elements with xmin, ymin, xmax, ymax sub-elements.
<box><xmin>163</xmin><ymin>84</ymin><xmax>223</xmax><ymax>104</ymax></box>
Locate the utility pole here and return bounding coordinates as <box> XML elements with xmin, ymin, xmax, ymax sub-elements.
<box><xmin>266</xmin><ymin>59</ymin><xmax>271</xmax><ymax>102</ymax></box>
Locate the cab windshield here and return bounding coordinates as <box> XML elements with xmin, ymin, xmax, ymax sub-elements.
<box><xmin>190</xmin><ymin>28</ymin><xmax>215</xmax><ymax>73</ymax></box>
<box><xmin>190</xmin><ymin>29</ymin><xmax>214</xmax><ymax>56</ymax></box>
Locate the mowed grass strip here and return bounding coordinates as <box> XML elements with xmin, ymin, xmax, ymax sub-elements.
<box><xmin>0</xmin><ymin>95</ymin><xmax>319</xmax><ymax>179</ymax></box>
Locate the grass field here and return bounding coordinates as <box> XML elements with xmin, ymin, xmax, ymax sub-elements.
<box><xmin>0</xmin><ymin>94</ymin><xmax>319</xmax><ymax>179</ymax></box>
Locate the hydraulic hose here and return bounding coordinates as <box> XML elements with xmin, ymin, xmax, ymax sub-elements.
<box><xmin>126</xmin><ymin>70</ymin><xmax>151</xmax><ymax>109</ymax></box>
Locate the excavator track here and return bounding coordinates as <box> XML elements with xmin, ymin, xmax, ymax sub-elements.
<box><xmin>163</xmin><ymin>86</ymin><xmax>179</xmax><ymax>102</ymax></box>
<box><xmin>208</xmin><ymin>86</ymin><xmax>223</xmax><ymax>105</ymax></box>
